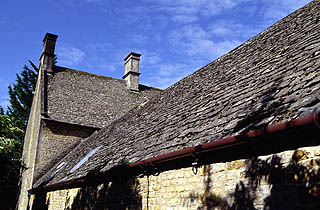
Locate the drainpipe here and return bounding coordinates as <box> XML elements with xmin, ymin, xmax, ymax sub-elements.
<box><xmin>30</xmin><ymin>112</ymin><xmax>320</xmax><ymax>193</ymax></box>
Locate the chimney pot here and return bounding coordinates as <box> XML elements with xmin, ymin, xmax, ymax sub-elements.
<box><xmin>40</xmin><ymin>33</ymin><xmax>58</xmax><ymax>74</ymax></box>
<box><xmin>123</xmin><ymin>52</ymin><xmax>141</xmax><ymax>92</ymax></box>
<box><xmin>42</xmin><ymin>33</ymin><xmax>58</xmax><ymax>56</ymax></box>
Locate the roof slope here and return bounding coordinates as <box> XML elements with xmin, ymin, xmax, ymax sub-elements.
<box><xmin>35</xmin><ymin>0</ymin><xmax>320</xmax><ymax>187</ymax></box>
<box><xmin>47</xmin><ymin>67</ymin><xmax>161</xmax><ymax>128</ymax></box>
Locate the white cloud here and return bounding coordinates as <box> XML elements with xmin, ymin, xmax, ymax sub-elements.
<box><xmin>171</xmin><ymin>15</ymin><xmax>199</xmax><ymax>24</ymax></box>
<box><xmin>158</xmin><ymin>63</ymin><xmax>186</xmax><ymax>77</ymax></box>
<box><xmin>138</xmin><ymin>0</ymin><xmax>310</xmax><ymax>29</ymax></box>
<box><xmin>89</xmin><ymin>43</ymin><xmax>112</xmax><ymax>53</ymax></box>
<box><xmin>184</xmin><ymin>39</ymin><xmax>242</xmax><ymax>60</ymax></box>
<box><xmin>141</xmin><ymin>63</ymin><xmax>192</xmax><ymax>89</ymax></box>
<box><xmin>99</xmin><ymin>64</ymin><xmax>118</xmax><ymax>72</ymax></box>
<box><xmin>139</xmin><ymin>51</ymin><xmax>162</xmax><ymax>66</ymax></box>
<box><xmin>50</xmin><ymin>0</ymin><xmax>312</xmax><ymax>91</ymax></box>
<box><xmin>169</xmin><ymin>24</ymin><xmax>208</xmax><ymax>41</ymax></box>
<box><xmin>208</xmin><ymin>21</ymin><xmax>261</xmax><ymax>40</ymax></box>
<box><xmin>261</xmin><ymin>0</ymin><xmax>312</xmax><ymax>22</ymax></box>
<box><xmin>200</xmin><ymin>0</ymin><xmax>238</xmax><ymax>17</ymax></box>
<box><xmin>163</xmin><ymin>5</ymin><xmax>200</xmax><ymax>16</ymax></box>
<box><xmin>145</xmin><ymin>54</ymin><xmax>161</xmax><ymax>65</ymax></box>
<box><xmin>128</xmin><ymin>33</ymin><xmax>148</xmax><ymax>44</ymax></box>
<box><xmin>146</xmin><ymin>75</ymin><xmax>182</xmax><ymax>89</ymax></box>
<box><xmin>111</xmin><ymin>49</ymin><xmax>162</xmax><ymax>66</ymax></box>
<box><xmin>57</xmin><ymin>44</ymin><xmax>86</xmax><ymax>66</ymax></box>
<box><xmin>142</xmin><ymin>0</ymin><xmax>247</xmax><ymax>18</ymax></box>
<box><xmin>168</xmin><ymin>24</ymin><xmax>242</xmax><ymax>61</ymax></box>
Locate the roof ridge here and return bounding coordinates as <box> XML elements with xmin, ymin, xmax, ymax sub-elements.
<box><xmin>54</xmin><ymin>65</ymin><xmax>123</xmax><ymax>81</ymax></box>
<box><xmin>54</xmin><ymin>65</ymin><xmax>162</xmax><ymax>91</ymax></box>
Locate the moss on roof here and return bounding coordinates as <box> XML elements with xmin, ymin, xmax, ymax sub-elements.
<box><xmin>64</xmin><ymin>68</ymin><xmax>121</xmax><ymax>81</ymax></box>
<box><xmin>47</xmin><ymin>66</ymin><xmax>161</xmax><ymax>128</ymax></box>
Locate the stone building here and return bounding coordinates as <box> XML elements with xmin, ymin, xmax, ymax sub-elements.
<box><xmin>18</xmin><ymin>1</ymin><xmax>320</xmax><ymax>209</ymax></box>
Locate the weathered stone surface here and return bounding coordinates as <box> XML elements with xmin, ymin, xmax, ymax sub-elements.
<box><xmin>34</xmin><ymin>0</ymin><xmax>320</xmax><ymax>193</ymax></box>
<box><xmin>47</xmin><ymin>67</ymin><xmax>161</xmax><ymax>128</ymax></box>
<box><xmin>226</xmin><ymin>160</ymin><xmax>246</xmax><ymax>170</ymax></box>
<box><xmin>33</xmin><ymin>120</ymin><xmax>97</xmax><ymax>182</ymax></box>
<box><xmin>40</xmin><ymin>144</ymin><xmax>320</xmax><ymax>209</ymax></box>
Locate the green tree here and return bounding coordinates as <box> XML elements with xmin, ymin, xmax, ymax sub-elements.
<box><xmin>0</xmin><ymin>106</ymin><xmax>25</xmax><ymax>209</ymax></box>
<box><xmin>0</xmin><ymin>60</ymin><xmax>39</xmax><ymax>209</ymax></box>
<box><xmin>7</xmin><ymin>60</ymin><xmax>39</xmax><ymax>126</ymax></box>
<box><xmin>2</xmin><ymin>56</ymin><xmax>56</xmax><ymax>209</ymax></box>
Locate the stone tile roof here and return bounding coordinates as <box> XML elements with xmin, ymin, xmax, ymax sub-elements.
<box><xmin>47</xmin><ymin>67</ymin><xmax>161</xmax><ymax>128</ymax></box>
<box><xmin>34</xmin><ymin>0</ymin><xmax>320</xmax><ymax>188</ymax></box>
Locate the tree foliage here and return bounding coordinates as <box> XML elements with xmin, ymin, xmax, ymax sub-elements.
<box><xmin>0</xmin><ymin>107</ymin><xmax>24</xmax><ymax>191</ymax></box>
<box><xmin>7</xmin><ymin>60</ymin><xmax>38</xmax><ymax>126</ymax></box>
<box><xmin>0</xmin><ymin>107</ymin><xmax>25</xmax><ymax>208</ymax></box>
<box><xmin>1</xmin><ymin>55</ymin><xmax>56</xmax><ymax>208</ymax></box>
<box><xmin>0</xmin><ymin>60</ymin><xmax>39</xmax><ymax>209</ymax></box>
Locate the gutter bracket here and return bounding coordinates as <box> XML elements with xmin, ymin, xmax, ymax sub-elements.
<box><xmin>313</xmin><ymin>113</ymin><xmax>320</xmax><ymax>128</ymax></box>
<box><xmin>191</xmin><ymin>161</ymin><xmax>199</xmax><ymax>175</ymax></box>
<box><xmin>190</xmin><ymin>148</ymin><xmax>200</xmax><ymax>175</ymax></box>
<box><xmin>137</xmin><ymin>161</ymin><xmax>160</xmax><ymax>177</ymax></box>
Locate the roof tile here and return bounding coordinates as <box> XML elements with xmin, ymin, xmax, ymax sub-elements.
<box><xmin>34</xmin><ymin>0</ymin><xmax>320</xmax><ymax>188</ymax></box>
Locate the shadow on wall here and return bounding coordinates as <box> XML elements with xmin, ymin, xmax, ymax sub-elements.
<box><xmin>187</xmin><ymin>150</ymin><xmax>320</xmax><ymax>210</ymax></box>
<box><xmin>30</xmin><ymin>193</ymin><xmax>49</xmax><ymax>210</ymax></box>
<box><xmin>31</xmin><ymin>177</ymin><xmax>142</xmax><ymax>210</ymax></box>
<box><xmin>69</xmin><ymin>177</ymin><xmax>141</xmax><ymax>210</ymax></box>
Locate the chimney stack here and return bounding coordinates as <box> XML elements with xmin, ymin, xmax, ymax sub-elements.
<box><xmin>123</xmin><ymin>52</ymin><xmax>141</xmax><ymax>92</ymax></box>
<box><xmin>40</xmin><ymin>33</ymin><xmax>58</xmax><ymax>74</ymax></box>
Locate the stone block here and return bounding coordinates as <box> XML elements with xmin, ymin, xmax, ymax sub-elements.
<box><xmin>167</xmin><ymin>173</ymin><xmax>175</xmax><ymax>180</ymax></box>
<box><xmin>175</xmin><ymin>171</ymin><xmax>185</xmax><ymax>178</ymax></box>
<box><xmin>154</xmin><ymin>205</ymin><xmax>160</xmax><ymax>210</ymax></box>
<box><xmin>292</xmin><ymin>150</ymin><xmax>309</xmax><ymax>162</ymax></box>
<box><xmin>226</xmin><ymin>160</ymin><xmax>246</xmax><ymax>170</ymax></box>
<box><xmin>184</xmin><ymin>169</ymin><xmax>194</xmax><ymax>178</ymax></box>
<box><xmin>175</xmin><ymin>186</ymin><xmax>185</xmax><ymax>192</ymax></box>
<box><xmin>279</xmin><ymin>150</ymin><xmax>295</xmax><ymax>163</ymax></box>
<box><xmin>211</xmin><ymin>171</ymin><xmax>225</xmax><ymax>183</ymax></box>
<box><xmin>313</xmin><ymin>146</ymin><xmax>320</xmax><ymax>156</ymax></box>
<box><xmin>170</xmin><ymin>180</ymin><xmax>178</xmax><ymax>186</ymax></box>
<box><xmin>177</xmin><ymin>178</ymin><xmax>187</xmax><ymax>185</ymax></box>
<box><xmin>226</xmin><ymin>170</ymin><xmax>242</xmax><ymax>181</ymax></box>
<box><xmin>153</xmin><ymin>185</ymin><xmax>161</xmax><ymax>191</ymax></box>
<box><xmin>211</xmin><ymin>163</ymin><xmax>226</xmax><ymax>173</ymax></box>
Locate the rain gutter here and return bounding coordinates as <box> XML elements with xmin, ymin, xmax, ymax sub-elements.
<box><xmin>129</xmin><ymin>112</ymin><xmax>320</xmax><ymax>168</ymax></box>
<box><xmin>30</xmin><ymin>112</ymin><xmax>320</xmax><ymax>193</ymax></box>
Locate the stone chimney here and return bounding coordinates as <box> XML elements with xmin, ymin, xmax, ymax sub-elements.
<box><xmin>123</xmin><ymin>52</ymin><xmax>141</xmax><ymax>92</ymax></box>
<box><xmin>40</xmin><ymin>33</ymin><xmax>58</xmax><ymax>74</ymax></box>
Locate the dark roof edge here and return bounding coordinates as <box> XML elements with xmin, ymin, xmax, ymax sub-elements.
<box><xmin>30</xmin><ymin>111</ymin><xmax>320</xmax><ymax>193</ymax></box>
<box><xmin>42</xmin><ymin>117</ymin><xmax>100</xmax><ymax>130</ymax></box>
<box><xmin>138</xmin><ymin>84</ymin><xmax>163</xmax><ymax>92</ymax></box>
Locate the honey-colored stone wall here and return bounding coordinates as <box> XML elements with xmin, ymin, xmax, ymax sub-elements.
<box><xmin>34</xmin><ymin>121</ymin><xmax>96</xmax><ymax>181</ymax></box>
<box><xmin>138</xmin><ymin>145</ymin><xmax>320</xmax><ymax>210</ymax></box>
<box><xmin>32</xmin><ymin>144</ymin><xmax>320</xmax><ymax>210</ymax></box>
<box><xmin>17</xmin><ymin>68</ymin><xmax>43</xmax><ymax>210</ymax></box>
<box><xmin>47</xmin><ymin>188</ymin><xmax>80</xmax><ymax>210</ymax></box>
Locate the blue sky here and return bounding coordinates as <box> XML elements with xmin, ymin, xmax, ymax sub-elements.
<box><xmin>0</xmin><ymin>0</ymin><xmax>312</xmax><ymax>109</ymax></box>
